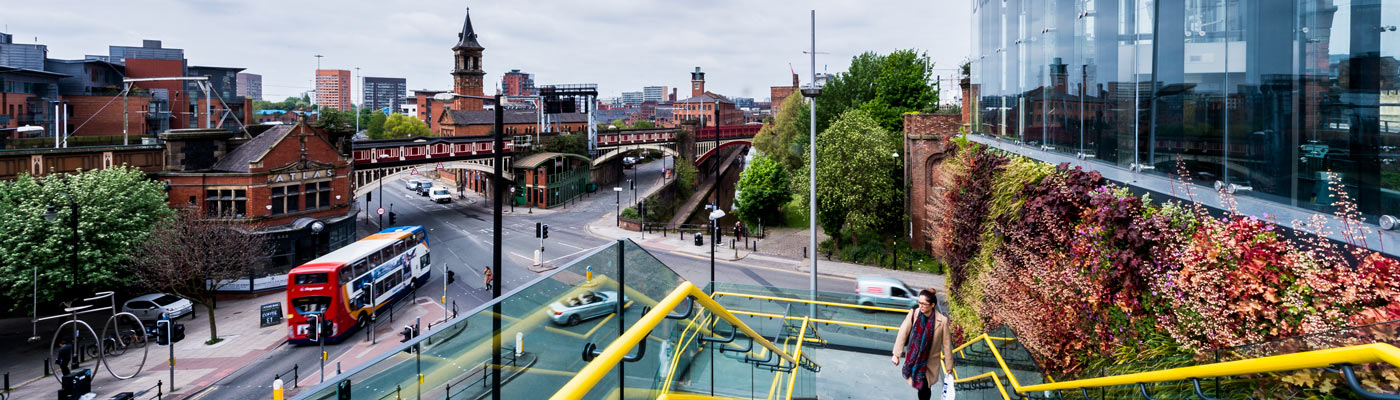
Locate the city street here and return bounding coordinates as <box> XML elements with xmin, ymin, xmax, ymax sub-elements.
<box><xmin>198</xmin><ymin>154</ymin><xmax>857</xmax><ymax>399</ymax></box>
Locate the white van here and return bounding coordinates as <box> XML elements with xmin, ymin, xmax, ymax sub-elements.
<box><xmin>855</xmin><ymin>276</ymin><xmax>918</xmax><ymax>310</ymax></box>
<box><xmin>429</xmin><ymin>186</ymin><xmax>453</xmax><ymax>203</ymax></box>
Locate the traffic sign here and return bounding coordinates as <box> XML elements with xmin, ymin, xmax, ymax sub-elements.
<box><xmin>377</xmin><ymin>207</ymin><xmax>386</xmax><ymax>216</ymax></box>
<box><xmin>436</xmin><ymin>162</ymin><xmax>444</xmax><ymax>170</ymax></box>
<box><xmin>410</xmin><ymin>167</ymin><xmax>418</xmax><ymax>175</ymax></box>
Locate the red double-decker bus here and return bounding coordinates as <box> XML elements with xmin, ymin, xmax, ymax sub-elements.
<box><xmin>286</xmin><ymin>226</ymin><xmax>430</xmax><ymax>344</ymax></box>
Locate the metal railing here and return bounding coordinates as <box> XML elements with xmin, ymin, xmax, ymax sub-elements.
<box><xmin>549</xmin><ymin>281</ymin><xmax>812</xmax><ymax>399</ymax></box>
<box><xmin>274</xmin><ymin>364</ymin><xmax>300</xmax><ymax>389</ymax></box>
<box><xmin>948</xmin><ymin>333</ymin><xmax>1400</xmax><ymax>400</ymax></box>
<box><xmin>443</xmin><ymin>347</ymin><xmax>521</xmax><ymax>399</ymax></box>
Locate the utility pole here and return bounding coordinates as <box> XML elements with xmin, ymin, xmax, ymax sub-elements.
<box><xmin>805</xmin><ymin>10</ymin><xmax>820</xmax><ymax>319</ymax></box>
<box><xmin>355</xmin><ymin>67</ymin><xmax>360</xmax><ymax>136</ymax></box>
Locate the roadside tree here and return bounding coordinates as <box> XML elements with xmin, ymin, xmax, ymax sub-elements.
<box><xmin>811</xmin><ymin>109</ymin><xmax>901</xmax><ymax>244</ymax></box>
<box><xmin>734</xmin><ymin>153</ymin><xmax>791</xmax><ymax>225</ymax></box>
<box><xmin>131</xmin><ymin>207</ymin><xmax>269</xmax><ymax>344</ymax></box>
<box><xmin>0</xmin><ymin>167</ymin><xmax>171</xmax><ymax>311</ymax></box>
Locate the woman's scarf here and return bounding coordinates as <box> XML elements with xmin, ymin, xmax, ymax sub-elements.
<box><xmin>901</xmin><ymin>310</ymin><xmax>937</xmax><ymax>389</ymax></box>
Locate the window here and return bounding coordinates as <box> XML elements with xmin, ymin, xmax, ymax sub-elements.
<box><xmin>271</xmin><ymin>185</ymin><xmax>300</xmax><ymax>215</ymax></box>
<box><xmin>294</xmin><ymin>273</ymin><xmax>329</xmax><ymax>285</ymax></box>
<box><xmin>205</xmin><ymin>188</ymin><xmax>247</xmax><ymax>217</ymax></box>
<box><xmin>292</xmin><ymin>296</ymin><xmax>330</xmax><ymax>315</ymax></box>
<box><xmin>304</xmin><ymin>181</ymin><xmax>332</xmax><ymax>210</ymax></box>
<box><xmin>368</xmin><ymin>250</ymin><xmax>383</xmax><ymax>266</ymax></box>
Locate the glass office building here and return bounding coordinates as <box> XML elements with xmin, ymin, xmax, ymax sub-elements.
<box><xmin>970</xmin><ymin>0</ymin><xmax>1400</xmax><ymax>219</ymax></box>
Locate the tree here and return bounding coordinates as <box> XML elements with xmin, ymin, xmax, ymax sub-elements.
<box><xmin>632</xmin><ymin>120</ymin><xmax>656</xmax><ymax>129</ymax></box>
<box><xmin>734</xmin><ymin>153</ymin><xmax>791</xmax><ymax>224</ymax></box>
<box><xmin>815</xmin><ymin>49</ymin><xmax>939</xmax><ymax>135</ymax></box>
<box><xmin>542</xmin><ymin>132</ymin><xmax>589</xmax><ymax>155</ymax></box>
<box><xmin>365</xmin><ymin>112</ymin><xmax>388</xmax><ymax>138</ymax></box>
<box><xmin>810</xmin><ymin>109</ymin><xmax>902</xmax><ymax>243</ymax></box>
<box><xmin>381</xmin><ymin>113</ymin><xmax>433</xmax><ymax>138</ymax></box>
<box><xmin>0</xmin><ymin>167</ymin><xmax>172</xmax><ymax>312</ymax></box>
<box><xmin>675</xmin><ymin>157</ymin><xmax>699</xmax><ymax>200</ymax></box>
<box><xmin>752</xmin><ymin>94</ymin><xmax>810</xmax><ymax>172</ymax></box>
<box><xmin>314</xmin><ymin>108</ymin><xmax>356</xmax><ymax>137</ymax></box>
<box><xmin>131</xmin><ymin>207</ymin><xmax>268</xmax><ymax>344</ymax></box>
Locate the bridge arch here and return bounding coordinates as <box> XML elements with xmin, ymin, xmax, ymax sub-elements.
<box><xmin>591</xmin><ymin>144</ymin><xmax>680</xmax><ymax>167</ymax></box>
<box><xmin>353</xmin><ymin>159</ymin><xmax>512</xmax><ymax>198</ymax></box>
<box><xmin>694</xmin><ymin>140</ymin><xmax>752</xmax><ymax>165</ymax></box>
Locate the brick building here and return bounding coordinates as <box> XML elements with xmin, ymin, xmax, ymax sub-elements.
<box><xmin>671</xmin><ymin>67</ymin><xmax>744</xmax><ymax>127</ymax></box>
<box><xmin>411</xmin><ymin>89</ymin><xmax>446</xmax><ymax>132</ymax></box>
<box><xmin>159</xmin><ymin>122</ymin><xmax>355</xmax><ymax>291</ymax></box>
<box><xmin>315</xmin><ymin>69</ymin><xmax>352</xmax><ymax>110</ymax></box>
<box><xmin>502</xmin><ymin>69</ymin><xmax>535</xmax><ymax>96</ymax></box>
<box><xmin>439</xmin><ymin>109</ymin><xmax>588</xmax><ymax>137</ymax></box>
<box><xmin>449</xmin><ymin>9</ymin><xmax>486</xmax><ymax>112</ymax></box>
<box><xmin>770</xmin><ymin>73</ymin><xmax>799</xmax><ymax>117</ymax></box>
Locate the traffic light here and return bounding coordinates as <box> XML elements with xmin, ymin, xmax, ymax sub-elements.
<box><xmin>535</xmin><ymin>222</ymin><xmax>541</xmax><ymax>238</ymax></box>
<box><xmin>156</xmin><ymin>320</ymin><xmax>169</xmax><ymax>346</ymax></box>
<box><xmin>542</xmin><ymin>224</ymin><xmax>549</xmax><ymax>240</ymax></box>
<box><xmin>389</xmin><ymin>211</ymin><xmax>398</xmax><ymax>225</ymax></box>
<box><xmin>337</xmin><ymin>380</ymin><xmax>352</xmax><ymax>400</ymax></box>
<box><xmin>447</xmin><ymin>269</ymin><xmax>455</xmax><ymax>284</ymax></box>
<box><xmin>399</xmin><ymin>325</ymin><xmax>414</xmax><ymax>343</ymax></box>
<box><xmin>172</xmin><ymin>323</ymin><xmax>185</xmax><ymax>343</ymax></box>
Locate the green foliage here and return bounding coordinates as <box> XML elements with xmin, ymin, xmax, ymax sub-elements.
<box><xmin>542</xmin><ymin>133</ymin><xmax>589</xmax><ymax>155</ymax></box>
<box><xmin>675</xmin><ymin>157</ymin><xmax>698</xmax><ymax>200</ymax></box>
<box><xmin>368</xmin><ymin>113</ymin><xmax>433</xmax><ymax>139</ymax></box>
<box><xmin>632</xmin><ymin>120</ymin><xmax>656</xmax><ymax>129</ymax></box>
<box><xmin>0</xmin><ymin>168</ymin><xmax>172</xmax><ymax>312</ymax></box>
<box><xmin>733</xmin><ymin>153</ymin><xmax>791</xmax><ymax>225</ymax></box>
<box><xmin>364</xmin><ymin>112</ymin><xmax>388</xmax><ymax>138</ymax></box>
<box><xmin>811</xmin><ymin>109</ymin><xmax>901</xmax><ymax>242</ymax></box>
<box><xmin>816</xmin><ymin>49</ymin><xmax>940</xmax><ymax>135</ymax></box>
<box><xmin>779</xmin><ymin>197</ymin><xmax>809</xmax><ymax>228</ymax></box>
<box><xmin>752</xmin><ymin>94</ymin><xmax>811</xmax><ymax>172</ymax></box>
<box><xmin>314</xmin><ymin>108</ymin><xmax>357</xmax><ymax>137</ymax></box>
<box><xmin>252</xmin><ymin>95</ymin><xmax>313</xmax><ymax>112</ymax></box>
<box><xmin>620</xmin><ymin>207</ymin><xmax>640</xmax><ymax>220</ymax></box>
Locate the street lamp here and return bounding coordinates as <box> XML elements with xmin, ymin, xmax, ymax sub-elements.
<box><xmin>800</xmin><ymin>9</ymin><xmax>823</xmax><ymax>318</ymax></box>
<box><xmin>435</xmin><ymin>90</ymin><xmax>507</xmax><ymax>400</ymax></box>
<box><xmin>42</xmin><ymin>191</ymin><xmax>79</xmax><ymax>305</ymax></box>
<box><xmin>614</xmin><ymin>186</ymin><xmax>623</xmax><ymax>226</ymax></box>
<box><xmin>707</xmin><ymin>208</ymin><xmax>726</xmax><ymax>293</ymax></box>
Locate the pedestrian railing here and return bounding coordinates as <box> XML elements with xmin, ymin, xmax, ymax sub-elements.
<box><xmin>134</xmin><ymin>380</ymin><xmax>163</xmax><ymax>400</ymax></box>
<box><xmin>273</xmin><ymin>364</ymin><xmax>300</xmax><ymax>389</ymax></box>
<box><xmin>443</xmin><ymin>346</ymin><xmax>521</xmax><ymax>399</ymax></box>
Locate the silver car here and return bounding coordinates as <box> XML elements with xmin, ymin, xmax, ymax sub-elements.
<box><xmin>548</xmin><ymin>290</ymin><xmax>625</xmax><ymax>326</ymax></box>
<box><xmin>122</xmin><ymin>293</ymin><xmax>195</xmax><ymax>322</ymax></box>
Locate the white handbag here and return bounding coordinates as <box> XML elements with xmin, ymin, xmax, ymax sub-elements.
<box><xmin>942</xmin><ymin>372</ymin><xmax>956</xmax><ymax>400</ymax></box>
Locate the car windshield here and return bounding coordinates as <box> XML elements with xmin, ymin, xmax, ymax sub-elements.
<box><xmin>152</xmin><ymin>294</ymin><xmax>182</xmax><ymax>306</ymax></box>
<box><xmin>433</xmin><ymin>189</ymin><xmax>448</xmax><ymax>195</ymax></box>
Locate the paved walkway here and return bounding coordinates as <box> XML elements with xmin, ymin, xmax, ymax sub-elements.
<box><xmin>586</xmin><ymin>217</ymin><xmax>946</xmax><ymax>293</ymax></box>
<box><xmin>3</xmin><ymin>294</ymin><xmax>287</xmax><ymax>399</ymax></box>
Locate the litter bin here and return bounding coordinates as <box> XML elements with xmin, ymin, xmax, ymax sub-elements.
<box><xmin>694</xmin><ymin>233</ymin><xmax>704</xmax><ymax>246</ymax></box>
<box><xmin>59</xmin><ymin>369</ymin><xmax>92</xmax><ymax>400</ymax></box>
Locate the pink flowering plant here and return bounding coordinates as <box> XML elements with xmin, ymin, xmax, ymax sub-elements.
<box><xmin>941</xmin><ymin>147</ymin><xmax>1400</xmax><ymax>391</ymax></box>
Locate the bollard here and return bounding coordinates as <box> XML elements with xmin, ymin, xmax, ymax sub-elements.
<box><xmin>293</xmin><ymin>364</ymin><xmax>299</xmax><ymax>388</ymax></box>
<box><xmin>157</xmin><ymin>380</ymin><xmax>163</xmax><ymax>400</ymax></box>
<box><xmin>43</xmin><ymin>357</ymin><xmax>50</xmax><ymax>376</ymax></box>
<box><xmin>337</xmin><ymin>361</ymin><xmax>341</xmax><ymax>376</ymax></box>
<box><xmin>803</xmin><ymin>247</ymin><xmax>807</xmax><ymax>259</ymax></box>
<box><xmin>273</xmin><ymin>378</ymin><xmax>284</xmax><ymax>400</ymax></box>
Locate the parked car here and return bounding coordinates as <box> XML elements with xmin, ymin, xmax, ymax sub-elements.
<box><xmin>855</xmin><ymin>276</ymin><xmax>918</xmax><ymax>311</ymax></box>
<box><xmin>548</xmin><ymin>290</ymin><xmax>626</xmax><ymax>326</ymax></box>
<box><xmin>416</xmin><ymin>182</ymin><xmax>432</xmax><ymax>196</ymax></box>
<box><xmin>122</xmin><ymin>293</ymin><xmax>195</xmax><ymax>322</ymax></box>
<box><xmin>429</xmin><ymin>187</ymin><xmax>453</xmax><ymax>203</ymax></box>
<box><xmin>405</xmin><ymin>179</ymin><xmax>429</xmax><ymax>191</ymax></box>
<box><xmin>622</xmin><ymin>156</ymin><xmax>637</xmax><ymax>169</ymax></box>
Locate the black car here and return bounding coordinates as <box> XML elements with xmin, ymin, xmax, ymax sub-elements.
<box><xmin>417</xmin><ymin>182</ymin><xmax>432</xmax><ymax>196</ymax></box>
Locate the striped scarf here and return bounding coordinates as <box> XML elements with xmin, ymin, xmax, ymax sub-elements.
<box><xmin>902</xmin><ymin>310</ymin><xmax>937</xmax><ymax>389</ymax></box>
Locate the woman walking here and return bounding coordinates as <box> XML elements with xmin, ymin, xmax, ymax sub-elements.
<box><xmin>892</xmin><ymin>289</ymin><xmax>954</xmax><ymax>400</ymax></box>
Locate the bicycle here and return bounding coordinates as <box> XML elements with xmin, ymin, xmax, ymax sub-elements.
<box><xmin>37</xmin><ymin>291</ymin><xmax>149</xmax><ymax>384</ymax></box>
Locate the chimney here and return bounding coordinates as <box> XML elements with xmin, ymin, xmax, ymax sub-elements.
<box><xmin>792</xmin><ymin>73</ymin><xmax>799</xmax><ymax>87</ymax></box>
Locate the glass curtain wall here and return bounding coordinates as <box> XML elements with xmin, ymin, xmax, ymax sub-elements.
<box><xmin>971</xmin><ymin>0</ymin><xmax>1400</xmax><ymax>220</ymax></box>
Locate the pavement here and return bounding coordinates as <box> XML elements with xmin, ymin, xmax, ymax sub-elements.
<box><xmin>586</xmin><ymin>211</ymin><xmax>947</xmax><ymax>294</ymax></box>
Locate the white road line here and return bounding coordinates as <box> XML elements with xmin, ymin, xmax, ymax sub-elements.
<box><xmin>554</xmin><ymin>241</ymin><xmax>586</xmax><ymax>250</ymax></box>
<box><xmin>510</xmin><ymin>251</ymin><xmax>534</xmax><ymax>262</ymax></box>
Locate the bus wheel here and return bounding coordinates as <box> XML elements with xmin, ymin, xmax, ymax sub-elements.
<box><xmin>357</xmin><ymin>314</ymin><xmax>369</xmax><ymax>329</ymax></box>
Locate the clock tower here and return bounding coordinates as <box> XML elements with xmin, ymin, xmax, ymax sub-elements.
<box><xmin>451</xmin><ymin>8</ymin><xmax>486</xmax><ymax>111</ymax></box>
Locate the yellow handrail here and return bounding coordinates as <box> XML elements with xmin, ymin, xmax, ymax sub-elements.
<box><xmin>783</xmin><ymin>316</ymin><xmax>812</xmax><ymax>400</ymax></box>
<box><xmin>728</xmin><ymin>309</ymin><xmax>900</xmax><ymax>331</ymax></box>
<box><xmin>712</xmin><ymin>291</ymin><xmax>909</xmax><ymax>313</ymax></box>
<box><xmin>551</xmin><ymin>282</ymin><xmax>804</xmax><ymax>400</ymax></box>
<box><xmin>950</xmin><ymin>334</ymin><xmax>1400</xmax><ymax>397</ymax></box>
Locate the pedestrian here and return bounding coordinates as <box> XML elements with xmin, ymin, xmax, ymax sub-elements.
<box><xmin>892</xmin><ymin>288</ymin><xmax>954</xmax><ymax>400</ymax></box>
<box><xmin>483</xmin><ymin>266</ymin><xmax>494</xmax><ymax>291</ymax></box>
<box><xmin>55</xmin><ymin>338</ymin><xmax>73</xmax><ymax>377</ymax></box>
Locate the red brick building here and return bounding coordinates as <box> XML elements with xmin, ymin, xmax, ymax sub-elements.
<box><xmin>159</xmin><ymin>123</ymin><xmax>355</xmax><ymax>288</ymax></box>
<box><xmin>315</xmin><ymin>69</ymin><xmax>352</xmax><ymax>111</ymax></box>
<box><xmin>450</xmin><ymin>9</ymin><xmax>486</xmax><ymax>112</ymax></box>
<box><xmin>671</xmin><ymin>67</ymin><xmax>744</xmax><ymax>127</ymax></box>
<box><xmin>770</xmin><ymin>73</ymin><xmax>799</xmax><ymax>117</ymax></box>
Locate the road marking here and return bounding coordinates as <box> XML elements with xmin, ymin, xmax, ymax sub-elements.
<box><xmin>554</xmin><ymin>241</ymin><xmax>586</xmax><ymax>250</ymax></box>
<box><xmin>186</xmin><ymin>385</ymin><xmax>219</xmax><ymax>400</ymax></box>
<box><xmin>510</xmin><ymin>251</ymin><xmax>534</xmax><ymax>262</ymax></box>
<box><xmin>545</xmin><ymin>245</ymin><xmax>605</xmax><ymax>264</ymax></box>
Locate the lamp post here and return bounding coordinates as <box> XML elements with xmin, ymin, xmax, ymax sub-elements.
<box><xmin>707</xmin><ymin>206</ymin><xmax>725</xmax><ymax>396</ymax></box>
<box><xmin>800</xmin><ymin>9</ymin><xmax>822</xmax><ymax>318</ymax></box>
<box><xmin>614</xmin><ymin>186</ymin><xmax>623</xmax><ymax>226</ymax></box>
<box><xmin>42</xmin><ymin>191</ymin><xmax>79</xmax><ymax>304</ymax></box>
<box><xmin>434</xmin><ymin>91</ymin><xmax>505</xmax><ymax>400</ymax></box>
<box><xmin>376</xmin><ymin>154</ymin><xmax>389</xmax><ymax>227</ymax></box>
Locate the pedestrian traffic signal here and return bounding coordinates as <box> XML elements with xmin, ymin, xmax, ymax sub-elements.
<box><xmin>156</xmin><ymin>320</ymin><xmax>169</xmax><ymax>346</ymax></box>
<box><xmin>172</xmin><ymin>323</ymin><xmax>185</xmax><ymax>343</ymax></box>
<box><xmin>337</xmin><ymin>380</ymin><xmax>352</xmax><ymax>400</ymax></box>
<box><xmin>389</xmin><ymin>211</ymin><xmax>398</xmax><ymax>225</ymax></box>
<box><xmin>399</xmin><ymin>325</ymin><xmax>415</xmax><ymax>343</ymax></box>
<box><xmin>535</xmin><ymin>222</ymin><xmax>541</xmax><ymax>238</ymax></box>
<box><xmin>542</xmin><ymin>224</ymin><xmax>549</xmax><ymax>239</ymax></box>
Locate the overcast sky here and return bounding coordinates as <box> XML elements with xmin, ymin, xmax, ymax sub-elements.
<box><xmin>4</xmin><ymin>0</ymin><xmax>969</xmax><ymax>104</ymax></box>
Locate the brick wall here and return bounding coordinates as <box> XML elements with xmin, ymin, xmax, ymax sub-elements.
<box><xmin>65</xmin><ymin>95</ymin><xmax>151</xmax><ymax>136</ymax></box>
<box><xmin>904</xmin><ymin>113</ymin><xmax>960</xmax><ymax>252</ymax></box>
